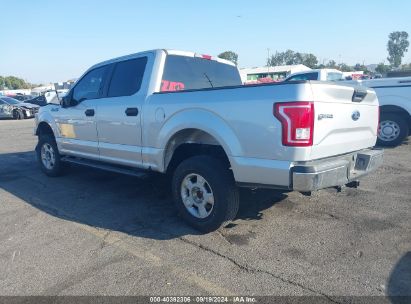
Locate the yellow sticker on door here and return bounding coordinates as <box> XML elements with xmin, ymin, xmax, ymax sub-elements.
<box><xmin>59</xmin><ymin>123</ymin><xmax>76</xmax><ymax>138</ymax></box>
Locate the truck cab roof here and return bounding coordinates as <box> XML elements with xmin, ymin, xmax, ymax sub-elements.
<box><xmin>90</xmin><ymin>49</ymin><xmax>236</xmax><ymax>71</ymax></box>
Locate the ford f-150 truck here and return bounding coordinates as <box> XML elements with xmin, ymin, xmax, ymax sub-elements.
<box><xmin>34</xmin><ymin>49</ymin><xmax>383</xmax><ymax>232</ymax></box>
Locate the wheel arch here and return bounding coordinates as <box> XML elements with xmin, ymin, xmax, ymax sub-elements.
<box><xmin>164</xmin><ymin>128</ymin><xmax>233</xmax><ymax>175</ymax></box>
<box><xmin>35</xmin><ymin>121</ymin><xmax>55</xmax><ymax>137</ymax></box>
<box><xmin>380</xmin><ymin>105</ymin><xmax>411</xmax><ymax>127</ymax></box>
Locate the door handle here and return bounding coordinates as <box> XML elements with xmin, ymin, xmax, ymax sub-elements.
<box><xmin>125</xmin><ymin>107</ymin><xmax>138</xmax><ymax>116</ymax></box>
<box><xmin>85</xmin><ymin>109</ymin><xmax>95</xmax><ymax>116</ymax></box>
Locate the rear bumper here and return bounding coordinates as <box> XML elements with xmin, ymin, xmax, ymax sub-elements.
<box><xmin>292</xmin><ymin>148</ymin><xmax>383</xmax><ymax>192</ymax></box>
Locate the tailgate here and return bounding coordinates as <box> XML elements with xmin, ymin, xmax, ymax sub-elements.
<box><xmin>310</xmin><ymin>82</ymin><xmax>379</xmax><ymax>160</ymax></box>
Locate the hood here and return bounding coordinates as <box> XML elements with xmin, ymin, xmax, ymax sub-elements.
<box><xmin>17</xmin><ymin>102</ymin><xmax>40</xmax><ymax>109</ymax></box>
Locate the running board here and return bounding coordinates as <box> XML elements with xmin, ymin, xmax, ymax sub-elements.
<box><xmin>61</xmin><ymin>157</ymin><xmax>147</xmax><ymax>178</ymax></box>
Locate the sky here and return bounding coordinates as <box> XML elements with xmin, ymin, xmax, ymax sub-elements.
<box><xmin>1</xmin><ymin>0</ymin><xmax>411</xmax><ymax>84</ymax></box>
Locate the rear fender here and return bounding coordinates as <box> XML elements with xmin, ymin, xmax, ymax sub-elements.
<box><xmin>156</xmin><ymin>109</ymin><xmax>243</xmax><ymax>172</ymax></box>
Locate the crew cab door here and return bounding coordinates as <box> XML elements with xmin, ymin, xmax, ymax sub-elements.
<box><xmin>53</xmin><ymin>65</ymin><xmax>109</xmax><ymax>159</ymax></box>
<box><xmin>95</xmin><ymin>54</ymin><xmax>151</xmax><ymax>167</ymax></box>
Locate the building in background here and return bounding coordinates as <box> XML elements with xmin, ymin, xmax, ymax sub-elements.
<box><xmin>239</xmin><ymin>64</ymin><xmax>310</xmax><ymax>84</ymax></box>
<box><xmin>54</xmin><ymin>80</ymin><xmax>75</xmax><ymax>90</ymax></box>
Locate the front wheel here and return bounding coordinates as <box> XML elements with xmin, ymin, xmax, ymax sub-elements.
<box><xmin>172</xmin><ymin>155</ymin><xmax>239</xmax><ymax>232</ymax></box>
<box><xmin>36</xmin><ymin>134</ymin><xmax>65</xmax><ymax>176</ymax></box>
<box><xmin>377</xmin><ymin>113</ymin><xmax>409</xmax><ymax>147</ymax></box>
<box><xmin>13</xmin><ymin>109</ymin><xmax>24</xmax><ymax>120</ymax></box>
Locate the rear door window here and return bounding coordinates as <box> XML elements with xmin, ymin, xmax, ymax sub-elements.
<box><xmin>107</xmin><ymin>57</ymin><xmax>147</xmax><ymax>97</ymax></box>
<box><xmin>161</xmin><ymin>55</ymin><xmax>242</xmax><ymax>91</ymax></box>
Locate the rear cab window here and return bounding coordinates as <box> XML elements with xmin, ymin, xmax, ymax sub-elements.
<box><xmin>160</xmin><ymin>55</ymin><xmax>242</xmax><ymax>92</ymax></box>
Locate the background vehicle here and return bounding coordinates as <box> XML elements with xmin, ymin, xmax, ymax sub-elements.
<box><xmin>348</xmin><ymin>77</ymin><xmax>411</xmax><ymax>146</ymax></box>
<box><xmin>287</xmin><ymin>70</ymin><xmax>411</xmax><ymax>146</ymax></box>
<box><xmin>10</xmin><ymin>94</ymin><xmax>34</xmax><ymax>102</ymax></box>
<box><xmin>25</xmin><ymin>95</ymin><xmax>48</xmax><ymax>106</ymax></box>
<box><xmin>0</xmin><ymin>96</ymin><xmax>39</xmax><ymax>119</ymax></box>
<box><xmin>35</xmin><ymin>49</ymin><xmax>382</xmax><ymax>232</ymax></box>
<box><xmin>284</xmin><ymin>69</ymin><xmax>344</xmax><ymax>82</ymax></box>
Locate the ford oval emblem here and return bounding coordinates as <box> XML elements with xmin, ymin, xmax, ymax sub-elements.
<box><xmin>352</xmin><ymin>110</ymin><xmax>360</xmax><ymax>121</ymax></box>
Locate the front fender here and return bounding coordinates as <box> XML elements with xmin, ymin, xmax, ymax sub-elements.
<box><xmin>35</xmin><ymin>106</ymin><xmax>59</xmax><ymax>137</ymax></box>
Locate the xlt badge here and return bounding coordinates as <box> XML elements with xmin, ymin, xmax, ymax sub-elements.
<box><xmin>318</xmin><ymin>114</ymin><xmax>333</xmax><ymax>120</ymax></box>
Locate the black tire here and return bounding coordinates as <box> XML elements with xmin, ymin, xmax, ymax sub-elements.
<box><xmin>13</xmin><ymin>109</ymin><xmax>24</xmax><ymax>120</ymax></box>
<box><xmin>172</xmin><ymin>155</ymin><xmax>239</xmax><ymax>233</ymax></box>
<box><xmin>36</xmin><ymin>134</ymin><xmax>65</xmax><ymax>177</ymax></box>
<box><xmin>377</xmin><ymin>113</ymin><xmax>409</xmax><ymax>147</ymax></box>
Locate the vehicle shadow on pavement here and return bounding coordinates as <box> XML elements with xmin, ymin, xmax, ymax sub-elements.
<box><xmin>0</xmin><ymin>151</ymin><xmax>288</xmax><ymax>239</ymax></box>
<box><xmin>387</xmin><ymin>251</ymin><xmax>411</xmax><ymax>302</ymax></box>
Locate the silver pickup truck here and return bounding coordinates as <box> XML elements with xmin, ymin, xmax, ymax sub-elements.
<box><xmin>35</xmin><ymin>49</ymin><xmax>383</xmax><ymax>232</ymax></box>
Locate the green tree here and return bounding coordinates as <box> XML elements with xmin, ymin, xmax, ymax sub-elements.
<box><xmin>354</xmin><ymin>63</ymin><xmax>362</xmax><ymax>71</ymax></box>
<box><xmin>0</xmin><ymin>76</ymin><xmax>4</xmax><ymax>90</ymax></box>
<box><xmin>267</xmin><ymin>51</ymin><xmax>284</xmax><ymax>66</ymax></box>
<box><xmin>326</xmin><ymin>60</ymin><xmax>337</xmax><ymax>68</ymax></box>
<box><xmin>267</xmin><ymin>50</ymin><xmax>318</xmax><ymax>68</ymax></box>
<box><xmin>353</xmin><ymin>63</ymin><xmax>370</xmax><ymax>73</ymax></box>
<box><xmin>0</xmin><ymin>76</ymin><xmax>32</xmax><ymax>90</ymax></box>
<box><xmin>338</xmin><ymin>63</ymin><xmax>353</xmax><ymax>72</ymax></box>
<box><xmin>375</xmin><ymin>63</ymin><xmax>391</xmax><ymax>74</ymax></box>
<box><xmin>301</xmin><ymin>53</ymin><xmax>318</xmax><ymax>68</ymax></box>
<box><xmin>217</xmin><ymin>51</ymin><xmax>238</xmax><ymax>65</ymax></box>
<box><xmin>387</xmin><ymin>31</ymin><xmax>409</xmax><ymax>67</ymax></box>
<box><xmin>400</xmin><ymin>63</ymin><xmax>411</xmax><ymax>70</ymax></box>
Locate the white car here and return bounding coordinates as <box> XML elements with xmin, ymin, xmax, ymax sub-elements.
<box><xmin>0</xmin><ymin>96</ymin><xmax>39</xmax><ymax>119</ymax></box>
<box><xmin>34</xmin><ymin>49</ymin><xmax>383</xmax><ymax>231</ymax></box>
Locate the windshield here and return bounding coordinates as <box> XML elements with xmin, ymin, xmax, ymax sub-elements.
<box><xmin>0</xmin><ymin>97</ymin><xmax>21</xmax><ymax>105</ymax></box>
<box><xmin>286</xmin><ymin>72</ymin><xmax>319</xmax><ymax>81</ymax></box>
<box><xmin>326</xmin><ymin>72</ymin><xmax>344</xmax><ymax>81</ymax></box>
<box><xmin>161</xmin><ymin>55</ymin><xmax>242</xmax><ymax>92</ymax></box>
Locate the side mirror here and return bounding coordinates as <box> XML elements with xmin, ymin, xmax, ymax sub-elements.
<box><xmin>61</xmin><ymin>96</ymin><xmax>69</xmax><ymax>108</ymax></box>
<box><xmin>61</xmin><ymin>93</ymin><xmax>76</xmax><ymax>108</ymax></box>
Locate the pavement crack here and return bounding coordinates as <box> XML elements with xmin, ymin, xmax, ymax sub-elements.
<box><xmin>215</xmin><ymin>231</ymin><xmax>233</xmax><ymax>245</ymax></box>
<box><xmin>179</xmin><ymin>237</ymin><xmax>342</xmax><ymax>304</ymax></box>
<box><xmin>100</xmin><ymin>231</ymin><xmax>111</xmax><ymax>249</ymax></box>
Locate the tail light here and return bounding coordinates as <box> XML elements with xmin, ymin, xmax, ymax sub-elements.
<box><xmin>273</xmin><ymin>102</ymin><xmax>314</xmax><ymax>147</ymax></box>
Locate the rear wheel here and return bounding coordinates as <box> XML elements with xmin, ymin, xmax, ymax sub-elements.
<box><xmin>36</xmin><ymin>134</ymin><xmax>65</xmax><ymax>176</ymax></box>
<box><xmin>172</xmin><ymin>155</ymin><xmax>239</xmax><ymax>232</ymax></box>
<box><xmin>377</xmin><ymin>113</ymin><xmax>409</xmax><ymax>147</ymax></box>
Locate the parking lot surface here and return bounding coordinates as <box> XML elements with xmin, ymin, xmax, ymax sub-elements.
<box><xmin>0</xmin><ymin>119</ymin><xmax>410</xmax><ymax>299</ymax></box>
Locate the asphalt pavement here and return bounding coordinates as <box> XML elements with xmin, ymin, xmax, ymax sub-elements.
<box><xmin>0</xmin><ymin>119</ymin><xmax>410</xmax><ymax>300</ymax></box>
